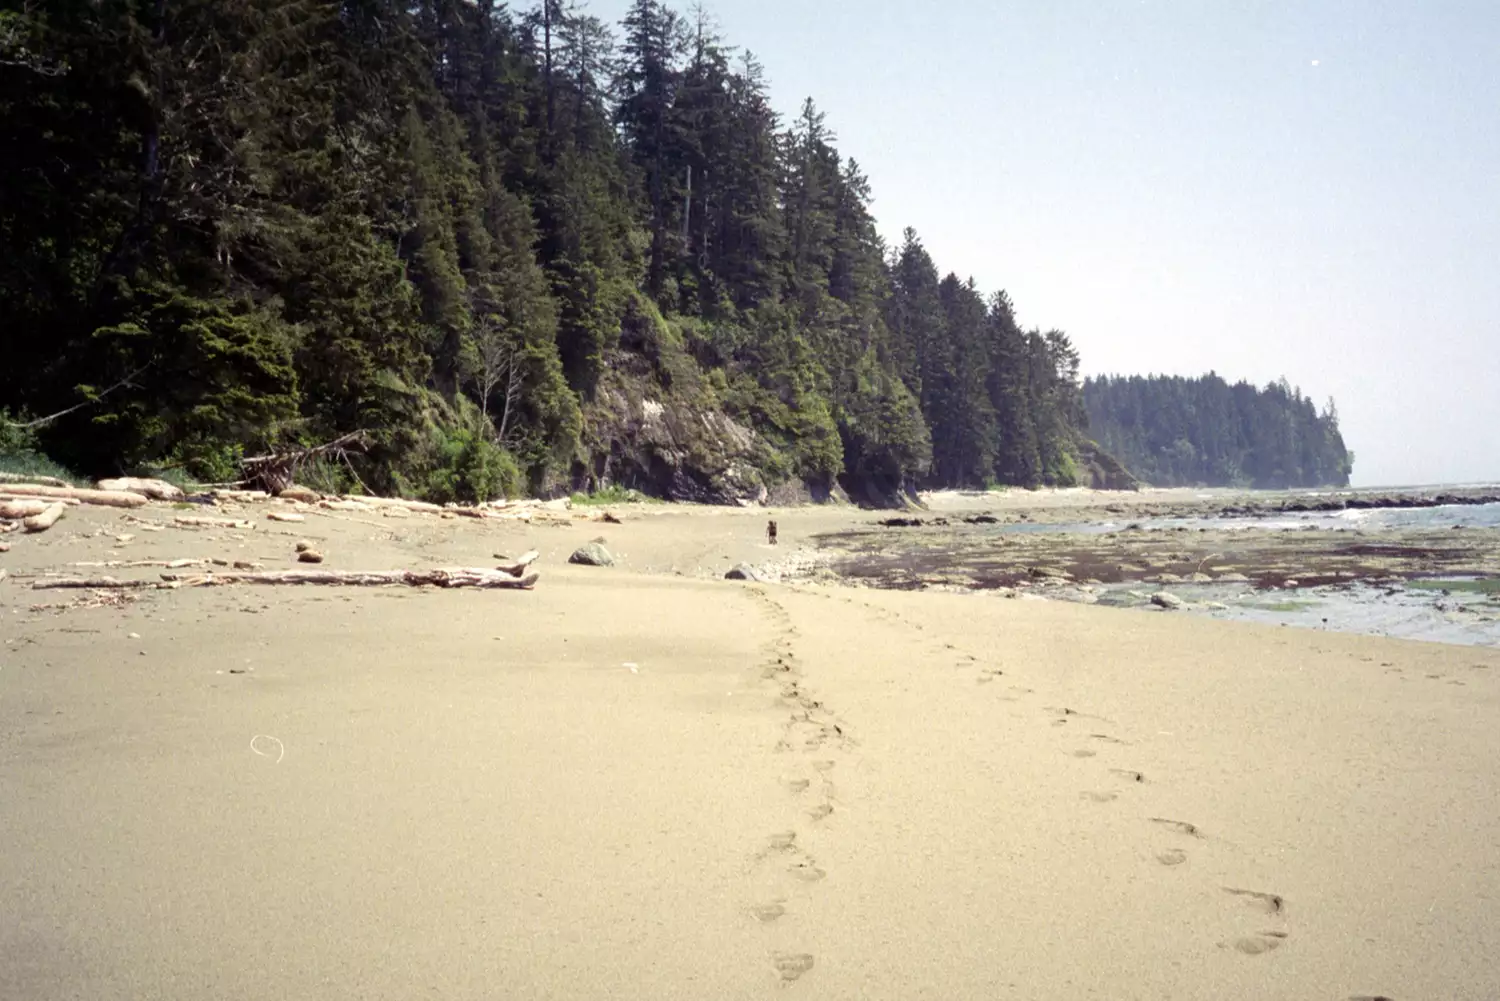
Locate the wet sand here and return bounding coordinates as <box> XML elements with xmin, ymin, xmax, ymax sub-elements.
<box><xmin>3</xmin><ymin>497</ymin><xmax>1500</xmax><ymax>999</ymax></box>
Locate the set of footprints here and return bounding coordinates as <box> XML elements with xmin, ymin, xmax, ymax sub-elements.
<box><xmin>742</xmin><ymin>588</ymin><xmax>847</xmax><ymax>986</ymax></box>
<box><xmin>797</xmin><ymin>586</ymin><xmax>1294</xmax><ymax>961</ymax></box>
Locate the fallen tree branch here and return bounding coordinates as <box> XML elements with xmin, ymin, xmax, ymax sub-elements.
<box><xmin>160</xmin><ymin>567</ymin><xmax>540</xmax><ymax>589</ymax></box>
<box><xmin>241</xmin><ymin>430</ymin><xmax>371</xmax><ymax>494</ymax></box>
<box><xmin>3</xmin><ymin>365</ymin><xmax>152</xmax><ymax>430</ymax></box>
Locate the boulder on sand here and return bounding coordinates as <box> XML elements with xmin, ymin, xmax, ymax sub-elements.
<box><xmin>569</xmin><ymin>542</ymin><xmax>615</xmax><ymax>567</ymax></box>
<box><xmin>725</xmin><ymin>563</ymin><xmax>767</xmax><ymax>582</ymax></box>
<box><xmin>1151</xmin><ymin>592</ymin><xmax>1185</xmax><ymax>610</ymax></box>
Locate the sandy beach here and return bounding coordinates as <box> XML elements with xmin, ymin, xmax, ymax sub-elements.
<box><xmin>3</xmin><ymin>495</ymin><xmax>1499</xmax><ymax>999</ymax></box>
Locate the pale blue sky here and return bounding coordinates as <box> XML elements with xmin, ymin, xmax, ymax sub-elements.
<box><xmin>588</xmin><ymin>0</ymin><xmax>1499</xmax><ymax>486</ymax></box>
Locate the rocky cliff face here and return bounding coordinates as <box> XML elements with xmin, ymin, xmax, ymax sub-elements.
<box><xmin>579</xmin><ymin>373</ymin><xmax>771</xmax><ymax>506</ymax></box>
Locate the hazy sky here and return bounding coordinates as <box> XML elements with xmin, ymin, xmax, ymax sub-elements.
<box><xmin>589</xmin><ymin>0</ymin><xmax>1498</xmax><ymax>486</ymax></box>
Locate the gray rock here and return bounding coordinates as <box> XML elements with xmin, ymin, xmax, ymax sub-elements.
<box><xmin>725</xmin><ymin>563</ymin><xmax>767</xmax><ymax>582</ymax></box>
<box><xmin>1189</xmin><ymin>572</ymin><xmax>1213</xmax><ymax>583</ymax></box>
<box><xmin>1216</xmin><ymin>572</ymin><xmax>1251</xmax><ymax>583</ymax></box>
<box><xmin>1151</xmin><ymin>592</ymin><xmax>1185</xmax><ymax>610</ymax></box>
<box><xmin>569</xmin><ymin>543</ymin><xmax>615</xmax><ymax>567</ymax></box>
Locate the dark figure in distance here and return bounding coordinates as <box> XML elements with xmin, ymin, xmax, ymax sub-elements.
<box><xmin>767</xmin><ymin>519</ymin><xmax>778</xmax><ymax>545</ymax></box>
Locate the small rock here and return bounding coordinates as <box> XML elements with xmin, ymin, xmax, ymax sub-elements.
<box><xmin>294</xmin><ymin>540</ymin><xmax>313</xmax><ymax>553</ymax></box>
<box><xmin>1151</xmin><ymin>592</ymin><xmax>1185</xmax><ymax>610</ymax></box>
<box><xmin>128</xmin><ymin>632</ymin><xmax>141</xmax><ymax>640</ymax></box>
<box><xmin>297</xmin><ymin>549</ymin><xmax>325</xmax><ymax>564</ymax></box>
<box><xmin>1217</xmin><ymin>572</ymin><xmax>1251</xmax><ymax>583</ymax></box>
<box><xmin>569</xmin><ymin>542</ymin><xmax>615</xmax><ymax>567</ymax></box>
<box><xmin>725</xmin><ymin>563</ymin><xmax>767</xmax><ymax>582</ymax></box>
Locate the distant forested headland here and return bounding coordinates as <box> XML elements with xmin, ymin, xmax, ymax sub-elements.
<box><xmin>1083</xmin><ymin>374</ymin><xmax>1354</xmax><ymax>489</ymax></box>
<box><xmin>0</xmin><ymin>0</ymin><xmax>1145</xmax><ymax>505</ymax></box>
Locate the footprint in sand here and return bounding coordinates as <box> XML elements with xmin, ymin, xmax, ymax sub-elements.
<box><xmin>1071</xmin><ymin>749</ymin><xmax>1098</xmax><ymax>759</ymax></box>
<box><xmin>751</xmin><ymin>901</ymin><xmax>786</xmax><ymax>923</ymax></box>
<box><xmin>783</xmin><ymin>777</ymin><xmax>812</xmax><ymax>795</ymax></box>
<box><xmin>806</xmin><ymin>802</ymin><xmax>834</xmax><ymax>822</ymax></box>
<box><xmin>772</xmin><ymin>952</ymin><xmax>816</xmax><ymax>983</ymax></box>
<box><xmin>1155</xmin><ymin>848</ymin><xmax>1188</xmax><ymax>866</ymax></box>
<box><xmin>1226</xmin><ymin>930</ymin><xmax>1287</xmax><ymax>955</ymax></box>
<box><xmin>1150</xmin><ymin>817</ymin><xmax>1203</xmax><ymax>838</ymax></box>
<box><xmin>1224</xmin><ymin>887</ymin><xmax>1285</xmax><ymax>915</ymax></box>
<box><xmin>1080</xmin><ymin>791</ymin><xmax>1119</xmax><ymax>804</ymax></box>
<box><xmin>812</xmin><ymin>760</ymin><xmax>836</xmax><ymax>772</ymax></box>
<box><xmin>766</xmin><ymin>831</ymin><xmax>798</xmax><ymax>853</ymax></box>
<box><xmin>1090</xmin><ymin>733</ymin><xmax>1129</xmax><ymax>745</ymax></box>
<box><xmin>788</xmin><ymin>860</ymin><xmax>827</xmax><ymax>882</ymax></box>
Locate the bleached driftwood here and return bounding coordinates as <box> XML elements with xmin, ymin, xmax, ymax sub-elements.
<box><xmin>266</xmin><ymin>511</ymin><xmax>306</xmax><ymax>523</ymax></box>
<box><xmin>70</xmin><ymin>558</ymin><xmax>214</xmax><ymax>569</ymax></box>
<box><xmin>1</xmin><ymin>499</ymin><xmax>51</xmax><ymax>519</ymax></box>
<box><xmin>494</xmin><ymin>550</ymin><xmax>541</xmax><ymax>577</ymax></box>
<box><xmin>160</xmin><ymin>567</ymin><xmax>540</xmax><ymax>589</ymax></box>
<box><xmin>32</xmin><ymin>576</ymin><xmax>156</xmax><ymax>591</ymax></box>
<box><xmin>211</xmin><ymin>489</ymin><xmax>270</xmax><ymax>503</ymax></box>
<box><xmin>0</xmin><ymin>484</ymin><xmax>149</xmax><ymax>508</ymax></box>
<box><xmin>345</xmin><ymin>495</ymin><xmax>446</xmax><ymax>514</ymax></box>
<box><xmin>0</xmin><ymin>471</ymin><xmax>71</xmax><ymax>488</ymax></box>
<box><xmin>319</xmin><ymin>499</ymin><xmax>374</xmax><ymax>512</ymax></box>
<box><xmin>174</xmin><ymin>516</ymin><xmax>254</xmax><ymax>529</ymax></box>
<box><xmin>97</xmin><ymin>477</ymin><xmax>185</xmax><ymax>501</ymax></box>
<box><xmin>23</xmin><ymin>503</ymin><xmax>66</xmax><ymax>533</ymax></box>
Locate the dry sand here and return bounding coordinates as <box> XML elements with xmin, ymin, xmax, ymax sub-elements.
<box><xmin>3</xmin><ymin>498</ymin><xmax>1499</xmax><ymax>999</ymax></box>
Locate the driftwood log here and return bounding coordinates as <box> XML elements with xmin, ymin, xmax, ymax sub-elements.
<box><xmin>0</xmin><ymin>484</ymin><xmax>149</xmax><ymax>508</ymax></box>
<box><xmin>174</xmin><ymin>516</ymin><xmax>254</xmax><ymax>529</ymax></box>
<box><xmin>494</xmin><ymin>550</ymin><xmax>541</xmax><ymax>577</ymax></box>
<box><xmin>1</xmin><ymin>499</ymin><xmax>51</xmax><ymax>519</ymax></box>
<box><xmin>97</xmin><ymin>477</ymin><xmax>185</xmax><ymax>501</ymax></box>
<box><xmin>0</xmin><ymin>472</ymin><xmax>71</xmax><ymax>488</ymax></box>
<box><xmin>32</xmin><ymin>576</ymin><xmax>156</xmax><ymax>591</ymax></box>
<box><xmin>266</xmin><ymin>511</ymin><xmax>306</xmax><ymax>523</ymax></box>
<box><xmin>160</xmin><ymin>567</ymin><xmax>540</xmax><ymax>589</ymax></box>
<box><xmin>23</xmin><ymin>503</ymin><xmax>66</xmax><ymax>533</ymax></box>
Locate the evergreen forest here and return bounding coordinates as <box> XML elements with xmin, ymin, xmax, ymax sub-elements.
<box><xmin>1083</xmin><ymin>374</ymin><xmax>1354</xmax><ymax>489</ymax></box>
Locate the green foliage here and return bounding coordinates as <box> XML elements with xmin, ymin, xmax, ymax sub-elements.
<box><xmin>421</xmin><ymin>427</ymin><xmax>523</xmax><ymax>505</ymax></box>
